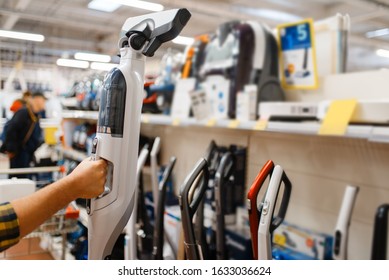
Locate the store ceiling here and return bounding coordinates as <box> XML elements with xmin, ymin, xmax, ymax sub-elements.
<box><xmin>1</xmin><ymin>0</ymin><xmax>389</xmax><ymax>70</ymax></box>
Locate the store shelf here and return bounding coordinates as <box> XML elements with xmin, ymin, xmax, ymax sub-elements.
<box><xmin>62</xmin><ymin>110</ymin><xmax>98</xmax><ymax>120</ymax></box>
<box><xmin>141</xmin><ymin>114</ymin><xmax>389</xmax><ymax>143</ymax></box>
<box><xmin>60</xmin><ymin>111</ymin><xmax>389</xmax><ymax>143</ymax></box>
<box><xmin>57</xmin><ymin>146</ymin><xmax>88</xmax><ymax>162</ymax></box>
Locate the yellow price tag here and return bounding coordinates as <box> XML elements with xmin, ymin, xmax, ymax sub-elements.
<box><xmin>318</xmin><ymin>99</ymin><xmax>357</xmax><ymax>136</ymax></box>
<box><xmin>228</xmin><ymin>119</ymin><xmax>240</xmax><ymax>129</ymax></box>
<box><xmin>206</xmin><ymin>118</ymin><xmax>217</xmax><ymax>127</ymax></box>
<box><xmin>254</xmin><ymin>119</ymin><xmax>268</xmax><ymax>131</ymax></box>
<box><xmin>273</xmin><ymin>234</ymin><xmax>287</xmax><ymax>246</ymax></box>
<box><xmin>142</xmin><ymin>115</ymin><xmax>150</xmax><ymax>124</ymax></box>
<box><xmin>172</xmin><ymin>118</ymin><xmax>180</xmax><ymax>126</ymax></box>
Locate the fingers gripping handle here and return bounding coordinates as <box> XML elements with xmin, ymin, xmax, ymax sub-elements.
<box><xmin>87</xmin><ymin>136</ymin><xmax>113</xmax><ymax>215</ymax></box>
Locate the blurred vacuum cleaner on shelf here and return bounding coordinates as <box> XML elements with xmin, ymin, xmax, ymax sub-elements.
<box><xmin>198</xmin><ymin>20</ymin><xmax>284</xmax><ymax>120</ymax></box>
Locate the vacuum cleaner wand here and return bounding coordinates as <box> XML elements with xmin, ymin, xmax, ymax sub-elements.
<box><xmin>257</xmin><ymin>165</ymin><xmax>292</xmax><ymax>260</ymax></box>
<box><xmin>333</xmin><ymin>185</ymin><xmax>359</xmax><ymax>260</ymax></box>
<box><xmin>124</xmin><ymin>144</ymin><xmax>150</xmax><ymax>260</ymax></box>
<box><xmin>150</xmin><ymin>137</ymin><xmax>161</xmax><ymax>212</ymax></box>
<box><xmin>371</xmin><ymin>204</ymin><xmax>389</xmax><ymax>260</ymax></box>
<box><xmin>152</xmin><ymin>156</ymin><xmax>177</xmax><ymax>260</ymax></box>
<box><xmin>215</xmin><ymin>152</ymin><xmax>234</xmax><ymax>260</ymax></box>
<box><xmin>179</xmin><ymin>158</ymin><xmax>210</xmax><ymax>260</ymax></box>
<box><xmin>88</xmin><ymin>8</ymin><xmax>191</xmax><ymax>260</ymax></box>
<box><xmin>247</xmin><ymin>160</ymin><xmax>275</xmax><ymax>260</ymax></box>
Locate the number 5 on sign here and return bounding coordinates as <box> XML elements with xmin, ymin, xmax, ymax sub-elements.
<box><xmin>277</xmin><ymin>19</ymin><xmax>319</xmax><ymax>90</ymax></box>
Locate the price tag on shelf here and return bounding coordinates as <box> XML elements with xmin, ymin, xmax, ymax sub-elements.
<box><xmin>142</xmin><ymin>114</ymin><xmax>150</xmax><ymax>124</ymax></box>
<box><xmin>172</xmin><ymin>118</ymin><xmax>181</xmax><ymax>126</ymax></box>
<box><xmin>228</xmin><ymin>119</ymin><xmax>240</xmax><ymax>129</ymax></box>
<box><xmin>318</xmin><ymin>99</ymin><xmax>357</xmax><ymax>136</ymax></box>
<box><xmin>206</xmin><ymin>118</ymin><xmax>217</xmax><ymax>127</ymax></box>
<box><xmin>254</xmin><ymin>119</ymin><xmax>268</xmax><ymax>131</ymax></box>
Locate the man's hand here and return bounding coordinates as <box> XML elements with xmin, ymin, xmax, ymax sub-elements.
<box><xmin>66</xmin><ymin>158</ymin><xmax>107</xmax><ymax>199</ymax></box>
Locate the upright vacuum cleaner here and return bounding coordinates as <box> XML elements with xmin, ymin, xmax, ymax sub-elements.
<box><xmin>247</xmin><ymin>161</ymin><xmax>292</xmax><ymax>260</ymax></box>
<box><xmin>87</xmin><ymin>9</ymin><xmax>191</xmax><ymax>260</ymax></box>
<box><xmin>214</xmin><ymin>152</ymin><xmax>234</xmax><ymax>260</ymax></box>
<box><xmin>333</xmin><ymin>185</ymin><xmax>359</xmax><ymax>260</ymax></box>
<box><xmin>125</xmin><ymin>144</ymin><xmax>149</xmax><ymax>260</ymax></box>
<box><xmin>371</xmin><ymin>204</ymin><xmax>389</xmax><ymax>260</ymax></box>
<box><xmin>179</xmin><ymin>158</ymin><xmax>210</xmax><ymax>260</ymax></box>
<box><xmin>152</xmin><ymin>156</ymin><xmax>177</xmax><ymax>260</ymax></box>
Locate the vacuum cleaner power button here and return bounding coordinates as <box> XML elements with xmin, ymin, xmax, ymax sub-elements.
<box><xmin>92</xmin><ymin>137</ymin><xmax>98</xmax><ymax>154</ymax></box>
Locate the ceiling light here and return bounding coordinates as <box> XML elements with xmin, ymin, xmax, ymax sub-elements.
<box><xmin>376</xmin><ymin>49</ymin><xmax>389</xmax><ymax>58</ymax></box>
<box><xmin>115</xmin><ymin>0</ymin><xmax>163</xmax><ymax>12</ymax></box>
<box><xmin>88</xmin><ymin>0</ymin><xmax>163</xmax><ymax>12</ymax></box>
<box><xmin>75</xmin><ymin>52</ymin><xmax>111</xmax><ymax>63</ymax></box>
<box><xmin>88</xmin><ymin>0</ymin><xmax>121</xmax><ymax>12</ymax></box>
<box><xmin>366</xmin><ymin>28</ymin><xmax>389</xmax><ymax>39</ymax></box>
<box><xmin>172</xmin><ymin>36</ymin><xmax>194</xmax><ymax>46</ymax></box>
<box><xmin>233</xmin><ymin>6</ymin><xmax>301</xmax><ymax>22</ymax></box>
<box><xmin>0</xmin><ymin>29</ymin><xmax>44</xmax><ymax>42</ymax></box>
<box><xmin>56</xmin><ymin>58</ymin><xmax>89</xmax><ymax>69</ymax></box>
<box><xmin>90</xmin><ymin>62</ymin><xmax>118</xmax><ymax>71</ymax></box>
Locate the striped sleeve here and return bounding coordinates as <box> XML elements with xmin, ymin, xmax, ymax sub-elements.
<box><xmin>0</xmin><ymin>202</ymin><xmax>20</xmax><ymax>252</ymax></box>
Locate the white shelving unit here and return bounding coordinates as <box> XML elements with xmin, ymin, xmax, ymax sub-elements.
<box><xmin>141</xmin><ymin>113</ymin><xmax>389</xmax><ymax>143</ymax></box>
<box><xmin>59</xmin><ymin>110</ymin><xmax>389</xmax><ymax>259</ymax></box>
<box><xmin>60</xmin><ymin>110</ymin><xmax>389</xmax><ymax>143</ymax></box>
<box><xmin>61</xmin><ymin>110</ymin><xmax>98</xmax><ymax>120</ymax></box>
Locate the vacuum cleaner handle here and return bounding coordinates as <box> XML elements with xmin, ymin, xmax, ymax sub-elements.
<box><xmin>150</xmin><ymin>137</ymin><xmax>161</xmax><ymax>212</ymax></box>
<box><xmin>257</xmin><ymin>165</ymin><xmax>292</xmax><ymax>260</ymax></box>
<box><xmin>333</xmin><ymin>185</ymin><xmax>359</xmax><ymax>260</ymax></box>
<box><xmin>152</xmin><ymin>156</ymin><xmax>177</xmax><ymax>260</ymax></box>
<box><xmin>179</xmin><ymin>158</ymin><xmax>209</xmax><ymax>260</ymax></box>
<box><xmin>215</xmin><ymin>152</ymin><xmax>234</xmax><ymax>260</ymax></box>
<box><xmin>247</xmin><ymin>160</ymin><xmax>274</xmax><ymax>260</ymax></box>
<box><xmin>269</xmin><ymin>169</ymin><xmax>292</xmax><ymax>233</ymax></box>
<box><xmin>121</xmin><ymin>9</ymin><xmax>191</xmax><ymax>57</ymax></box>
<box><xmin>371</xmin><ymin>203</ymin><xmax>389</xmax><ymax>260</ymax></box>
<box><xmin>194</xmin><ymin>140</ymin><xmax>218</xmax><ymax>259</ymax></box>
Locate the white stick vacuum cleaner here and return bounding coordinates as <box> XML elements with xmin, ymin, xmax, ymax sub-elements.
<box><xmin>257</xmin><ymin>165</ymin><xmax>292</xmax><ymax>260</ymax></box>
<box><xmin>87</xmin><ymin>8</ymin><xmax>191</xmax><ymax>260</ymax></box>
<box><xmin>333</xmin><ymin>185</ymin><xmax>359</xmax><ymax>260</ymax></box>
<box><xmin>150</xmin><ymin>137</ymin><xmax>161</xmax><ymax>211</ymax></box>
<box><xmin>124</xmin><ymin>144</ymin><xmax>149</xmax><ymax>260</ymax></box>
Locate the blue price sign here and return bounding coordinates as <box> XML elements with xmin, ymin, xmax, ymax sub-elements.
<box><xmin>277</xmin><ymin>19</ymin><xmax>318</xmax><ymax>90</ymax></box>
<box><xmin>280</xmin><ymin>23</ymin><xmax>311</xmax><ymax>51</ymax></box>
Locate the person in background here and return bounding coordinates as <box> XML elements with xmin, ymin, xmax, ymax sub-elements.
<box><xmin>0</xmin><ymin>92</ymin><xmax>47</xmax><ymax>178</ymax></box>
<box><xmin>9</xmin><ymin>90</ymin><xmax>32</xmax><ymax>113</ymax></box>
<box><xmin>0</xmin><ymin>158</ymin><xmax>107</xmax><ymax>252</ymax></box>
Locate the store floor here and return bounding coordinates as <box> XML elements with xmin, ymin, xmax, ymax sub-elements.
<box><xmin>1</xmin><ymin>237</ymin><xmax>54</xmax><ymax>260</ymax></box>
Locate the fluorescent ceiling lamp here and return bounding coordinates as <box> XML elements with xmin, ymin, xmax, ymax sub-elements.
<box><xmin>115</xmin><ymin>0</ymin><xmax>163</xmax><ymax>11</ymax></box>
<box><xmin>376</xmin><ymin>49</ymin><xmax>389</xmax><ymax>58</ymax></box>
<box><xmin>75</xmin><ymin>52</ymin><xmax>111</xmax><ymax>63</ymax></box>
<box><xmin>90</xmin><ymin>62</ymin><xmax>118</xmax><ymax>71</ymax></box>
<box><xmin>57</xmin><ymin>58</ymin><xmax>89</xmax><ymax>69</ymax></box>
<box><xmin>0</xmin><ymin>29</ymin><xmax>44</xmax><ymax>42</ymax></box>
<box><xmin>233</xmin><ymin>6</ymin><xmax>301</xmax><ymax>22</ymax></box>
<box><xmin>88</xmin><ymin>0</ymin><xmax>121</xmax><ymax>12</ymax></box>
<box><xmin>88</xmin><ymin>0</ymin><xmax>163</xmax><ymax>12</ymax></box>
<box><xmin>172</xmin><ymin>36</ymin><xmax>194</xmax><ymax>46</ymax></box>
<box><xmin>366</xmin><ymin>28</ymin><xmax>389</xmax><ymax>39</ymax></box>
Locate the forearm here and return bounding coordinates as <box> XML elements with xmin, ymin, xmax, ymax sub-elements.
<box><xmin>10</xmin><ymin>176</ymin><xmax>78</xmax><ymax>238</ymax></box>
